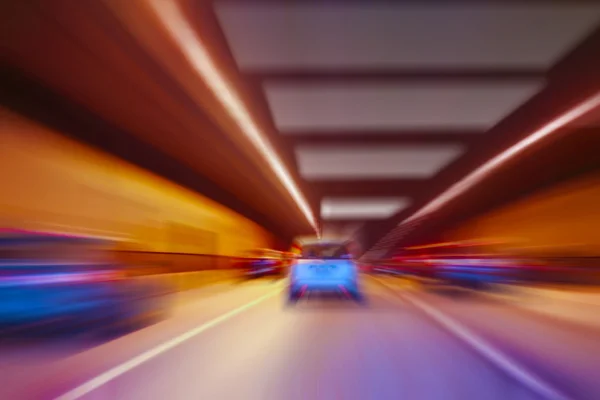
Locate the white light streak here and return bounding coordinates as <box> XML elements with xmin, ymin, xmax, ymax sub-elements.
<box><xmin>403</xmin><ymin>91</ymin><xmax>600</xmax><ymax>224</ymax></box>
<box><xmin>147</xmin><ymin>0</ymin><xmax>317</xmax><ymax>232</ymax></box>
<box><xmin>366</xmin><ymin>91</ymin><xmax>600</xmax><ymax>257</ymax></box>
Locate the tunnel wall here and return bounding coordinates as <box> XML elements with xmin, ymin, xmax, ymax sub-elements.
<box><xmin>0</xmin><ymin>108</ymin><xmax>275</xmax><ymax>272</ymax></box>
<box><xmin>444</xmin><ymin>172</ymin><xmax>600</xmax><ymax>257</ymax></box>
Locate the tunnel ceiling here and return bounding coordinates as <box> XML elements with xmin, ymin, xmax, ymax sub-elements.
<box><xmin>2</xmin><ymin>1</ymin><xmax>600</xmax><ymax>252</ymax></box>
<box><xmin>207</xmin><ymin>0</ymin><xmax>600</xmax><ymax>253</ymax></box>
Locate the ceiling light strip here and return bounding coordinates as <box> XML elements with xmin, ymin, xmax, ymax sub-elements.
<box><xmin>148</xmin><ymin>0</ymin><xmax>317</xmax><ymax>232</ymax></box>
<box><xmin>403</xmin><ymin>91</ymin><xmax>600</xmax><ymax>225</ymax></box>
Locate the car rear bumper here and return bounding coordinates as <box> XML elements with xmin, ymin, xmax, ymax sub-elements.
<box><xmin>291</xmin><ymin>279</ymin><xmax>358</xmax><ymax>292</ymax></box>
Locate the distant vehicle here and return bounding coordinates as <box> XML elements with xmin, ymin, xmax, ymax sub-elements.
<box><xmin>375</xmin><ymin>254</ymin><xmax>518</xmax><ymax>288</ymax></box>
<box><xmin>380</xmin><ymin>240</ymin><xmax>527</xmax><ymax>288</ymax></box>
<box><xmin>0</xmin><ymin>229</ymin><xmax>169</xmax><ymax>336</ymax></box>
<box><xmin>287</xmin><ymin>240</ymin><xmax>363</xmax><ymax>303</ymax></box>
<box><xmin>374</xmin><ymin>255</ymin><xmax>438</xmax><ymax>279</ymax></box>
<box><xmin>235</xmin><ymin>249</ymin><xmax>285</xmax><ymax>279</ymax></box>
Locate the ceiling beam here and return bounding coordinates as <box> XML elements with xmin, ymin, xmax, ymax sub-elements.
<box><xmin>247</xmin><ymin>70</ymin><xmax>545</xmax><ymax>83</ymax></box>
<box><xmin>288</xmin><ymin>131</ymin><xmax>484</xmax><ymax>146</ymax></box>
<box><xmin>311</xmin><ymin>179</ymin><xmax>429</xmax><ymax>197</ymax></box>
<box><xmin>549</xmin><ymin>26</ymin><xmax>600</xmax><ymax>81</ymax></box>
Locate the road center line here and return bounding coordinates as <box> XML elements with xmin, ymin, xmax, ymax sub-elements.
<box><xmin>373</xmin><ymin>277</ymin><xmax>572</xmax><ymax>400</ymax></box>
<box><xmin>54</xmin><ymin>287</ymin><xmax>283</xmax><ymax>400</ymax></box>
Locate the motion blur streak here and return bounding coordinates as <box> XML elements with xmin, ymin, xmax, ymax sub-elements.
<box><xmin>54</xmin><ymin>287</ymin><xmax>282</xmax><ymax>400</ymax></box>
<box><xmin>446</xmin><ymin>172</ymin><xmax>600</xmax><ymax>257</ymax></box>
<box><xmin>403</xmin><ymin>91</ymin><xmax>600</xmax><ymax>224</ymax></box>
<box><xmin>147</xmin><ymin>0</ymin><xmax>318</xmax><ymax>233</ymax></box>
<box><xmin>0</xmin><ymin>110</ymin><xmax>274</xmax><ymax>256</ymax></box>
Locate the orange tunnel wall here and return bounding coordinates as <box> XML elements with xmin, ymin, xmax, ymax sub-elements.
<box><xmin>444</xmin><ymin>172</ymin><xmax>600</xmax><ymax>257</ymax></box>
<box><xmin>0</xmin><ymin>108</ymin><xmax>275</xmax><ymax>261</ymax></box>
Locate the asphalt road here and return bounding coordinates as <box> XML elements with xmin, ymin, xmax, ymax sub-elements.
<box><xmin>1</xmin><ymin>276</ymin><xmax>599</xmax><ymax>400</ymax></box>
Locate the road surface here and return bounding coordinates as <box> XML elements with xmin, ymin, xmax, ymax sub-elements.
<box><xmin>1</xmin><ymin>276</ymin><xmax>599</xmax><ymax>400</ymax></box>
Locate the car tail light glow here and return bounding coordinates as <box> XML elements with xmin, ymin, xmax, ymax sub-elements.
<box><xmin>299</xmin><ymin>285</ymin><xmax>308</xmax><ymax>298</ymax></box>
<box><xmin>338</xmin><ymin>285</ymin><xmax>352</xmax><ymax>300</ymax></box>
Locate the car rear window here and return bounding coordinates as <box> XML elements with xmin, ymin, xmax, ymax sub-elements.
<box><xmin>301</xmin><ymin>243</ymin><xmax>352</xmax><ymax>259</ymax></box>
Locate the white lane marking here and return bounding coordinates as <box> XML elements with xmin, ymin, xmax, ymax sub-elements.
<box><xmin>54</xmin><ymin>288</ymin><xmax>283</xmax><ymax>400</ymax></box>
<box><xmin>373</xmin><ymin>278</ymin><xmax>572</xmax><ymax>400</ymax></box>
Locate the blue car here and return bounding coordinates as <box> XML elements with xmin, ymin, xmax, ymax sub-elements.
<box><xmin>236</xmin><ymin>249</ymin><xmax>285</xmax><ymax>279</ymax></box>
<box><xmin>0</xmin><ymin>229</ymin><xmax>168</xmax><ymax>336</ymax></box>
<box><xmin>288</xmin><ymin>241</ymin><xmax>363</xmax><ymax>303</ymax></box>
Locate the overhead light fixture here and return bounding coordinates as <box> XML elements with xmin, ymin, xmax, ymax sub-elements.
<box><xmin>296</xmin><ymin>145</ymin><xmax>464</xmax><ymax>180</ymax></box>
<box><xmin>148</xmin><ymin>0</ymin><xmax>317</xmax><ymax>233</ymax></box>
<box><xmin>264</xmin><ymin>81</ymin><xmax>542</xmax><ymax>132</ymax></box>
<box><xmin>403</xmin><ymin>91</ymin><xmax>600</xmax><ymax>224</ymax></box>
<box><xmin>215</xmin><ymin>2</ymin><xmax>600</xmax><ymax>72</ymax></box>
<box><xmin>321</xmin><ymin>197</ymin><xmax>411</xmax><ymax>220</ymax></box>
